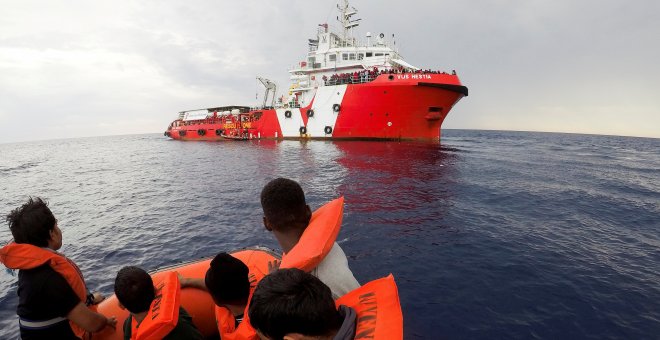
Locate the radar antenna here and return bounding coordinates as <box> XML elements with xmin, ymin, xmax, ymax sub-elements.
<box><xmin>338</xmin><ymin>0</ymin><xmax>360</xmax><ymax>42</ymax></box>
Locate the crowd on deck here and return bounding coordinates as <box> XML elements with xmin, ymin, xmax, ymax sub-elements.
<box><xmin>323</xmin><ymin>67</ymin><xmax>457</xmax><ymax>85</ymax></box>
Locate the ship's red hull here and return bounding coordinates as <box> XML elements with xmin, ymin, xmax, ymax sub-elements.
<box><xmin>165</xmin><ymin>73</ymin><xmax>467</xmax><ymax>141</ymax></box>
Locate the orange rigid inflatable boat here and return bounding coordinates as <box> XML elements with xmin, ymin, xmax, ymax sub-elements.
<box><xmin>94</xmin><ymin>247</ymin><xmax>280</xmax><ymax>340</ymax></box>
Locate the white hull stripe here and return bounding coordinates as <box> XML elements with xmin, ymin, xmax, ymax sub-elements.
<box><xmin>19</xmin><ymin>316</ymin><xmax>67</xmax><ymax>329</ymax></box>
<box><xmin>307</xmin><ymin>85</ymin><xmax>347</xmax><ymax>136</ymax></box>
<box><xmin>275</xmin><ymin>85</ymin><xmax>347</xmax><ymax>137</ymax></box>
<box><xmin>275</xmin><ymin>108</ymin><xmax>304</xmax><ymax>136</ymax></box>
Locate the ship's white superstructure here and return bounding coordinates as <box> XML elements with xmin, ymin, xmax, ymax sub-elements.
<box><xmin>287</xmin><ymin>0</ymin><xmax>418</xmax><ymax>107</ymax></box>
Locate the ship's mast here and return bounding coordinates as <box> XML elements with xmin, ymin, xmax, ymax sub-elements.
<box><xmin>338</xmin><ymin>0</ymin><xmax>360</xmax><ymax>44</ymax></box>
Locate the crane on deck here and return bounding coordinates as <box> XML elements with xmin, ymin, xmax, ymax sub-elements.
<box><xmin>257</xmin><ymin>77</ymin><xmax>277</xmax><ymax>108</ymax></box>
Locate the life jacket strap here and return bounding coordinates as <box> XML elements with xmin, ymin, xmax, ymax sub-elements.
<box><xmin>18</xmin><ymin>316</ymin><xmax>67</xmax><ymax>329</ymax></box>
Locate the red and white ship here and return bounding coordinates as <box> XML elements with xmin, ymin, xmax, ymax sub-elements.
<box><xmin>165</xmin><ymin>0</ymin><xmax>468</xmax><ymax>141</ymax></box>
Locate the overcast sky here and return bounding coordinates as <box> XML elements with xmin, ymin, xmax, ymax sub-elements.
<box><xmin>1</xmin><ymin>0</ymin><xmax>658</xmax><ymax>144</ymax></box>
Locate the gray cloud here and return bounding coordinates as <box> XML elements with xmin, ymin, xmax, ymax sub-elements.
<box><xmin>1</xmin><ymin>0</ymin><xmax>658</xmax><ymax>143</ymax></box>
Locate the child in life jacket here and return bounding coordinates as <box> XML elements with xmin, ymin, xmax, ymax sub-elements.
<box><xmin>114</xmin><ymin>266</ymin><xmax>203</xmax><ymax>340</ymax></box>
<box><xmin>260</xmin><ymin>178</ymin><xmax>360</xmax><ymax>298</ymax></box>
<box><xmin>179</xmin><ymin>251</ymin><xmax>277</xmax><ymax>340</ymax></box>
<box><xmin>248</xmin><ymin>268</ymin><xmax>357</xmax><ymax>340</ymax></box>
<box><xmin>0</xmin><ymin>197</ymin><xmax>116</xmax><ymax>339</ymax></box>
<box><xmin>249</xmin><ymin>268</ymin><xmax>403</xmax><ymax>340</ymax></box>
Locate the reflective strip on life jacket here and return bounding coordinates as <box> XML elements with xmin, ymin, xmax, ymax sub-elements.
<box><xmin>335</xmin><ymin>274</ymin><xmax>403</xmax><ymax>340</ymax></box>
<box><xmin>131</xmin><ymin>272</ymin><xmax>181</xmax><ymax>340</ymax></box>
<box><xmin>280</xmin><ymin>196</ymin><xmax>344</xmax><ymax>272</ymax></box>
<box><xmin>214</xmin><ymin>248</ymin><xmax>279</xmax><ymax>340</ymax></box>
<box><xmin>0</xmin><ymin>242</ymin><xmax>89</xmax><ymax>338</ymax></box>
<box><xmin>19</xmin><ymin>316</ymin><xmax>68</xmax><ymax>330</ymax></box>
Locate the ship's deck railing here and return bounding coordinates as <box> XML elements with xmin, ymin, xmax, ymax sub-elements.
<box><xmin>175</xmin><ymin>115</ymin><xmax>250</xmax><ymax>125</ymax></box>
<box><xmin>323</xmin><ymin>69</ymin><xmax>455</xmax><ymax>86</ymax></box>
<box><xmin>324</xmin><ymin>73</ymin><xmax>378</xmax><ymax>86</ymax></box>
<box><xmin>249</xmin><ymin>103</ymin><xmax>301</xmax><ymax>110</ymax></box>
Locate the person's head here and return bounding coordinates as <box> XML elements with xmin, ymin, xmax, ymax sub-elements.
<box><xmin>114</xmin><ymin>266</ymin><xmax>155</xmax><ymax>314</ymax></box>
<box><xmin>260</xmin><ymin>178</ymin><xmax>312</xmax><ymax>232</ymax></box>
<box><xmin>248</xmin><ymin>268</ymin><xmax>342</xmax><ymax>340</ymax></box>
<box><xmin>204</xmin><ymin>252</ymin><xmax>250</xmax><ymax>307</ymax></box>
<box><xmin>6</xmin><ymin>197</ymin><xmax>61</xmax><ymax>249</ymax></box>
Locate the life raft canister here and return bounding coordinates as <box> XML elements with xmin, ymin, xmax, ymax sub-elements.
<box><xmin>131</xmin><ymin>271</ymin><xmax>181</xmax><ymax>340</ymax></box>
<box><xmin>333</xmin><ymin>104</ymin><xmax>341</xmax><ymax>112</ymax></box>
<box><xmin>284</xmin><ymin>110</ymin><xmax>292</xmax><ymax>118</ymax></box>
<box><xmin>0</xmin><ymin>242</ymin><xmax>90</xmax><ymax>339</ymax></box>
<box><xmin>335</xmin><ymin>274</ymin><xmax>403</xmax><ymax>340</ymax></box>
<box><xmin>213</xmin><ymin>248</ymin><xmax>279</xmax><ymax>340</ymax></box>
<box><xmin>280</xmin><ymin>197</ymin><xmax>344</xmax><ymax>272</ymax></box>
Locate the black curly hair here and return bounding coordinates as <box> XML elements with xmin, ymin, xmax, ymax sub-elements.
<box><xmin>248</xmin><ymin>268</ymin><xmax>342</xmax><ymax>340</ymax></box>
<box><xmin>6</xmin><ymin>197</ymin><xmax>56</xmax><ymax>247</ymax></box>
<box><xmin>260</xmin><ymin>178</ymin><xmax>311</xmax><ymax>232</ymax></box>
<box><xmin>114</xmin><ymin>266</ymin><xmax>155</xmax><ymax>314</ymax></box>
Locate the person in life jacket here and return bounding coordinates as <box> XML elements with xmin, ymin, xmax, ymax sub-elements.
<box><xmin>114</xmin><ymin>266</ymin><xmax>203</xmax><ymax>340</ymax></box>
<box><xmin>178</xmin><ymin>251</ymin><xmax>279</xmax><ymax>340</ymax></box>
<box><xmin>248</xmin><ymin>268</ymin><xmax>403</xmax><ymax>340</ymax></box>
<box><xmin>0</xmin><ymin>197</ymin><xmax>116</xmax><ymax>339</ymax></box>
<box><xmin>260</xmin><ymin>178</ymin><xmax>360</xmax><ymax>298</ymax></box>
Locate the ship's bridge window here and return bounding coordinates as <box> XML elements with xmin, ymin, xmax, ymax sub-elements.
<box><xmin>329</xmin><ymin>54</ymin><xmax>336</xmax><ymax>61</ymax></box>
<box><xmin>342</xmin><ymin>53</ymin><xmax>348</xmax><ymax>61</ymax></box>
<box><xmin>366</xmin><ymin>52</ymin><xmax>373</xmax><ymax>57</ymax></box>
<box><xmin>349</xmin><ymin>53</ymin><xmax>356</xmax><ymax>60</ymax></box>
<box><xmin>357</xmin><ymin>53</ymin><xmax>364</xmax><ymax>60</ymax></box>
<box><xmin>375</xmin><ymin>53</ymin><xmax>384</xmax><ymax>56</ymax></box>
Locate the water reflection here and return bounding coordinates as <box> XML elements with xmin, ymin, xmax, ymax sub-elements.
<box><xmin>333</xmin><ymin>141</ymin><xmax>458</xmax><ymax>215</ymax></box>
<box><xmin>248</xmin><ymin>140</ymin><xmax>459</xmax><ymax>218</ymax></box>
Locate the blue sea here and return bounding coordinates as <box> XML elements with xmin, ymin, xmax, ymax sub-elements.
<box><xmin>1</xmin><ymin>130</ymin><xmax>658</xmax><ymax>339</ymax></box>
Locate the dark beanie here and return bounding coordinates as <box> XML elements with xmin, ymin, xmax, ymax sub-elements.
<box><xmin>205</xmin><ymin>252</ymin><xmax>250</xmax><ymax>305</ymax></box>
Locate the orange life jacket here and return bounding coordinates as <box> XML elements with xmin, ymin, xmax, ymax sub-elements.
<box><xmin>214</xmin><ymin>248</ymin><xmax>279</xmax><ymax>340</ymax></box>
<box><xmin>0</xmin><ymin>242</ymin><xmax>90</xmax><ymax>338</ymax></box>
<box><xmin>335</xmin><ymin>274</ymin><xmax>403</xmax><ymax>340</ymax></box>
<box><xmin>214</xmin><ymin>292</ymin><xmax>258</xmax><ymax>340</ymax></box>
<box><xmin>280</xmin><ymin>196</ymin><xmax>344</xmax><ymax>272</ymax></box>
<box><xmin>130</xmin><ymin>271</ymin><xmax>181</xmax><ymax>340</ymax></box>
